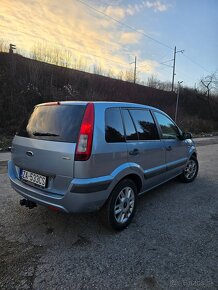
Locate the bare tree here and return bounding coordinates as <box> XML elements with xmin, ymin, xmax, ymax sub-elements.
<box><xmin>107</xmin><ymin>69</ymin><xmax>115</xmax><ymax>78</ymax></box>
<box><xmin>124</xmin><ymin>69</ymin><xmax>134</xmax><ymax>83</ymax></box>
<box><xmin>0</xmin><ymin>39</ymin><xmax>8</xmax><ymax>52</ymax></box>
<box><xmin>200</xmin><ymin>73</ymin><xmax>218</xmax><ymax>96</ymax></box>
<box><xmin>147</xmin><ymin>75</ymin><xmax>159</xmax><ymax>88</ymax></box>
<box><xmin>117</xmin><ymin>71</ymin><xmax>124</xmax><ymax>80</ymax></box>
<box><xmin>199</xmin><ymin>73</ymin><xmax>218</xmax><ymax>117</ymax></box>
<box><xmin>64</xmin><ymin>50</ymin><xmax>72</xmax><ymax>68</ymax></box>
<box><xmin>93</xmin><ymin>64</ymin><xmax>103</xmax><ymax>75</ymax></box>
<box><xmin>147</xmin><ymin>75</ymin><xmax>172</xmax><ymax>91</ymax></box>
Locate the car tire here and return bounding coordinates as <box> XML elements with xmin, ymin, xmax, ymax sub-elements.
<box><xmin>179</xmin><ymin>156</ymin><xmax>199</xmax><ymax>183</ymax></box>
<box><xmin>101</xmin><ymin>179</ymin><xmax>138</xmax><ymax>231</ymax></box>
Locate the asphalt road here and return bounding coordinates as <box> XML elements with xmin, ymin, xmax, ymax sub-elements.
<box><xmin>0</xmin><ymin>141</ymin><xmax>218</xmax><ymax>289</ymax></box>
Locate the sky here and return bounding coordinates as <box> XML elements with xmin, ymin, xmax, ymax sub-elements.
<box><xmin>0</xmin><ymin>0</ymin><xmax>217</xmax><ymax>87</ymax></box>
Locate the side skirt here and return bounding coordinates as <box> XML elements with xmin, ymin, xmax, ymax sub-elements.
<box><xmin>138</xmin><ymin>171</ymin><xmax>182</xmax><ymax>196</ymax></box>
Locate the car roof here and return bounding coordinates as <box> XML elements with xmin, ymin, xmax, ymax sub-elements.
<box><xmin>38</xmin><ymin>101</ymin><xmax>162</xmax><ymax>113</ymax></box>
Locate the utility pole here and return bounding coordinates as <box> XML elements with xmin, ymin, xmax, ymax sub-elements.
<box><xmin>171</xmin><ymin>46</ymin><xmax>184</xmax><ymax>92</ymax></box>
<box><xmin>9</xmin><ymin>44</ymin><xmax>16</xmax><ymax>78</ymax></box>
<box><xmin>171</xmin><ymin>46</ymin><xmax>176</xmax><ymax>92</ymax></box>
<box><xmin>130</xmin><ymin>56</ymin><xmax>137</xmax><ymax>83</ymax></box>
<box><xmin>130</xmin><ymin>56</ymin><xmax>149</xmax><ymax>84</ymax></box>
<box><xmin>133</xmin><ymin>56</ymin><xmax>137</xmax><ymax>84</ymax></box>
<box><xmin>175</xmin><ymin>80</ymin><xmax>183</xmax><ymax>122</ymax></box>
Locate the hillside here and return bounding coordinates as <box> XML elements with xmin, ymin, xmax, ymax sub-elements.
<box><xmin>0</xmin><ymin>52</ymin><xmax>218</xmax><ymax>137</ymax></box>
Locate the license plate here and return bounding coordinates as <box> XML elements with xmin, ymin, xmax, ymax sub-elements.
<box><xmin>21</xmin><ymin>170</ymin><xmax>47</xmax><ymax>188</ymax></box>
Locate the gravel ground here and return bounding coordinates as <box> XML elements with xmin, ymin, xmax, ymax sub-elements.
<box><xmin>0</xmin><ymin>142</ymin><xmax>217</xmax><ymax>289</ymax></box>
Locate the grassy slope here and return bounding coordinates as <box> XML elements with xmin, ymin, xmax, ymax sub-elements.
<box><xmin>0</xmin><ymin>52</ymin><xmax>217</xmax><ymax>148</ymax></box>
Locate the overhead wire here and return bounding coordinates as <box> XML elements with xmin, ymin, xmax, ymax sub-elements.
<box><xmin>75</xmin><ymin>0</ymin><xmax>213</xmax><ymax>75</ymax></box>
<box><xmin>0</xmin><ymin>25</ymin><xmax>131</xmax><ymax>67</ymax></box>
<box><xmin>182</xmin><ymin>53</ymin><xmax>211</xmax><ymax>74</ymax></box>
<box><xmin>1</xmin><ymin>0</ymin><xmax>213</xmax><ymax>78</ymax></box>
<box><xmin>76</xmin><ymin>0</ymin><xmax>173</xmax><ymax>50</ymax></box>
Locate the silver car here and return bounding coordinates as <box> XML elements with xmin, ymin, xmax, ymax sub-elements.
<box><xmin>8</xmin><ymin>101</ymin><xmax>198</xmax><ymax>230</ymax></box>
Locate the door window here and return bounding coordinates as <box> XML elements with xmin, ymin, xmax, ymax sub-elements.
<box><xmin>154</xmin><ymin>112</ymin><xmax>180</xmax><ymax>139</ymax></box>
<box><xmin>122</xmin><ymin>110</ymin><xmax>138</xmax><ymax>141</ymax></box>
<box><xmin>129</xmin><ymin>109</ymin><xmax>159</xmax><ymax>140</ymax></box>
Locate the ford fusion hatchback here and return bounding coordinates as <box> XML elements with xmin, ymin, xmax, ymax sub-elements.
<box><xmin>8</xmin><ymin>101</ymin><xmax>198</xmax><ymax>230</ymax></box>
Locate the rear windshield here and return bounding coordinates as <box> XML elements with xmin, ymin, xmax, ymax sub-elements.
<box><xmin>17</xmin><ymin>105</ymin><xmax>86</xmax><ymax>143</ymax></box>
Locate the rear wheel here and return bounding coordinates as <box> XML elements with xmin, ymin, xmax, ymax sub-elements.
<box><xmin>179</xmin><ymin>156</ymin><xmax>199</xmax><ymax>183</ymax></box>
<box><xmin>101</xmin><ymin>179</ymin><xmax>137</xmax><ymax>230</ymax></box>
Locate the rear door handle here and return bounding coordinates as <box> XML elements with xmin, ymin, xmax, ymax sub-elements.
<box><xmin>166</xmin><ymin>146</ymin><xmax>172</xmax><ymax>151</ymax></box>
<box><xmin>129</xmin><ymin>148</ymin><xmax>139</xmax><ymax>156</ymax></box>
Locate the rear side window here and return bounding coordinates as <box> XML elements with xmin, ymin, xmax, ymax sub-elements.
<box><xmin>129</xmin><ymin>109</ymin><xmax>159</xmax><ymax>140</ymax></box>
<box><xmin>122</xmin><ymin>110</ymin><xmax>138</xmax><ymax>141</ymax></box>
<box><xmin>105</xmin><ymin>108</ymin><xmax>125</xmax><ymax>142</ymax></box>
<box><xmin>17</xmin><ymin>105</ymin><xmax>86</xmax><ymax>143</ymax></box>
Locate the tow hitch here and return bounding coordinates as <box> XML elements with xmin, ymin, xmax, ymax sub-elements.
<box><xmin>20</xmin><ymin>199</ymin><xmax>37</xmax><ymax>209</ymax></box>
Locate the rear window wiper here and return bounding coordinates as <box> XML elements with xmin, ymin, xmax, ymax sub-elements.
<box><xmin>33</xmin><ymin>132</ymin><xmax>59</xmax><ymax>137</ymax></box>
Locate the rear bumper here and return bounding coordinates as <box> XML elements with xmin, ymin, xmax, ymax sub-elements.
<box><xmin>8</xmin><ymin>160</ymin><xmax>112</xmax><ymax>213</ymax></box>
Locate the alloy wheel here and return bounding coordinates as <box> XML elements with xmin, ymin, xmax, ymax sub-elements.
<box><xmin>184</xmin><ymin>159</ymin><xmax>197</xmax><ymax>180</ymax></box>
<box><xmin>114</xmin><ymin>186</ymin><xmax>135</xmax><ymax>224</ymax></box>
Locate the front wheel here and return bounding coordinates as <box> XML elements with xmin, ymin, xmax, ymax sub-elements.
<box><xmin>101</xmin><ymin>179</ymin><xmax>137</xmax><ymax>231</ymax></box>
<box><xmin>179</xmin><ymin>156</ymin><xmax>199</xmax><ymax>183</ymax></box>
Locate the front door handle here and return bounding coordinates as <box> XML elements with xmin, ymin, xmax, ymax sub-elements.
<box><xmin>129</xmin><ymin>148</ymin><xmax>139</xmax><ymax>156</ymax></box>
<box><xmin>166</xmin><ymin>146</ymin><xmax>172</xmax><ymax>151</ymax></box>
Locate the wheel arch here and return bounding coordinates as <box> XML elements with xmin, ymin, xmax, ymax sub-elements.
<box><xmin>119</xmin><ymin>173</ymin><xmax>142</xmax><ymax>193</ymax></box>
<box><xmin>109</xmin><ymin>173</ymin><xmax>143</xmax><ymax>197</ymax></box>
<box><xmin>191</xmin><ymin>152</ymin><xmax>197</xmax><ymax>159</ymax></box>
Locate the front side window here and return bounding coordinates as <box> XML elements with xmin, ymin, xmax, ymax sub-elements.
<box><xmin>105</xmin><ymin>108</ymin><xmax>125</xmax><ymax>142</ymax></box>
<box><xmin>154</xmin><ymin>112</ymin><xmax>180</xmax><ymax>139</ymax></box>
<box><xmin>129</xmin><ymin>109</ymin><xmax>159</xmax><ymax>140</ymax></box>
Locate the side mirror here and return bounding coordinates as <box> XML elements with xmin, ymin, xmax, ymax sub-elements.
<box><xmin>182</xmin><ymin>132</ymin><xmax>193</xmax><ymax>140</ymax></box>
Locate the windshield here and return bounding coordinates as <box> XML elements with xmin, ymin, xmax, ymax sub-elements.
<box><xmin>17</xmin><ymin>104</ymin><xmax>86</xmax><ymax>143</ymax></box>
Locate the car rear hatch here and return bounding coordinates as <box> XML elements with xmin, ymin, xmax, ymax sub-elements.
<box><xmin>11</xmin><ymin>102</ymin><xmax>86</xmax><ymax>194</ymax></box>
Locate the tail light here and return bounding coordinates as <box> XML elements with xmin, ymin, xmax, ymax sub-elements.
<box><xmin>75</xmin><ymin>103</ymin><xmax>94</xmax><ymax>161</ymax></box>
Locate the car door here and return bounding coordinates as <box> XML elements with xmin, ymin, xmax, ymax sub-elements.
<box><xmin>153</xmin><ymin>111</ymin><xmax>189</xmax><ymax>176</ymax></box>
<box><xmin>121</xmin><ymin>108</ymin><xmax>166</xmax><ymax>190</ymax></box>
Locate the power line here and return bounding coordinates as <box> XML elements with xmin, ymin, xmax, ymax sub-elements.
<box><xmin>79</xmin><ymin>0</ymin><xmax>213</xmax><ymax>75</ymax></box>
<box><xmin>176</xmin><ymin>69</ymin><xmax>195</xmax><ymax>82</ymax></box>
<box><xmin>1</xmin><ymin>28</ymin><xmax>213</xmax><ymax>82</ymax></box>
<box><xmin>76</xmin><ymin>0</ymin><xmax>173</xmax><ymax>50</ymax></box>
<box><xmin>182</xmin><ymin>54</ymin><xmax>211</xmax><ymax>74</ymax></box>
<box><xmin>60</xmin><ymin>44</ymin><xmax>129</xmax><ymax>66</ymax></box>
<box><xmin>96</xmin><ymin>0</ymin><xmax>123</xmax><ymax>7</ymax></box>
<box><xmin>15</xmin><ymin>28</ymin><xmax>132</xmax><ymax>59</ymax></box>
<box><xmin>0</xmin><ymin>27</ymin><xmax>131</xmax><ymax>67</ymax></box>
<box><xmin>1</xmin><ymin>20</ymin><xmax>150</xmax><ymax>68</ymax></box>
<box><xmin>160</xmin><ymin>59</ymin><xmax>174</xmax><ymax>65</ymax></box>
<box><xmin>0</xmin><ymin>24</ymin><xmax>154</xmax><ymax>72</ymax></box>
<box><xmin>75</xmin><ymin>1</ymin><xmax>214</xmax><ymax>76</ymax></box>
